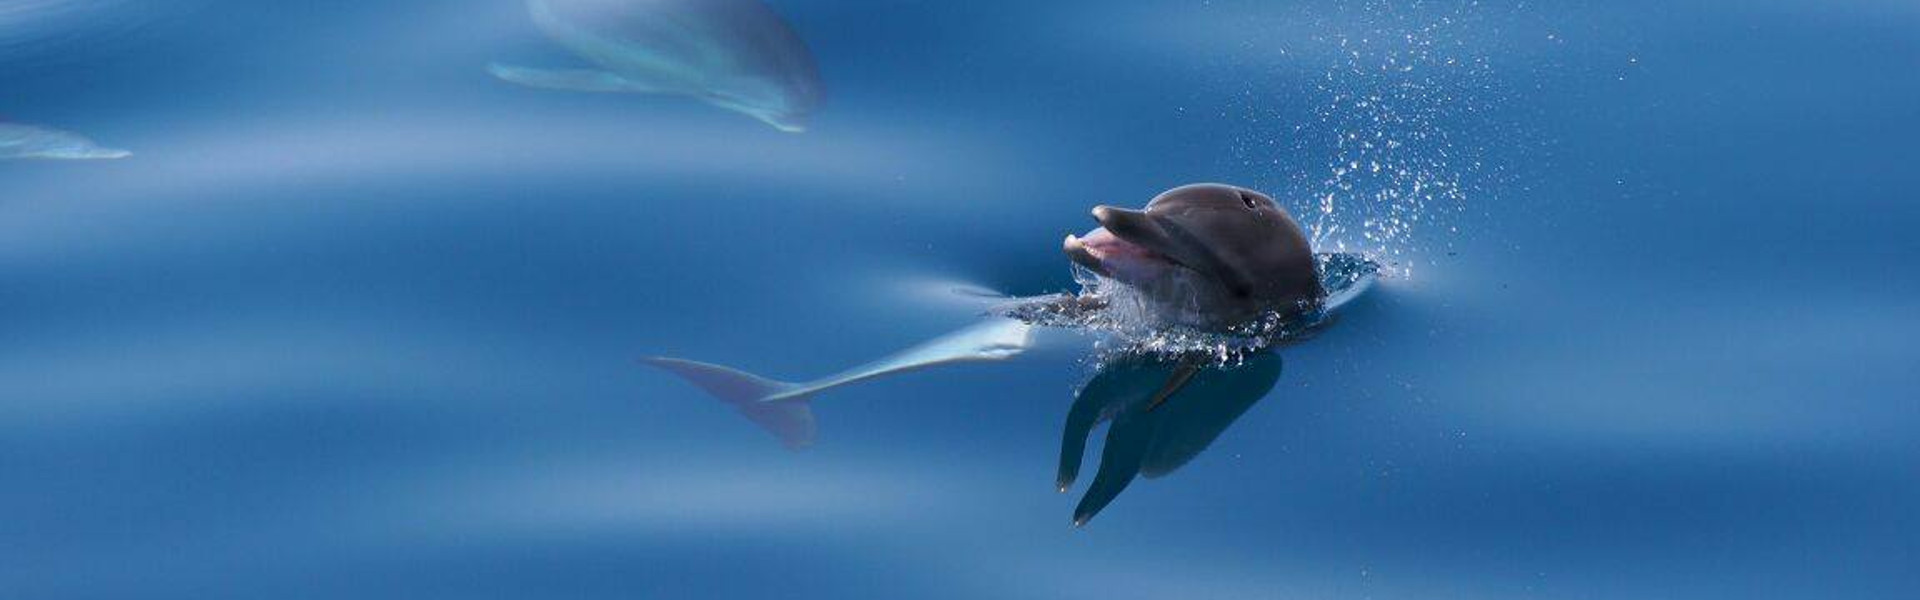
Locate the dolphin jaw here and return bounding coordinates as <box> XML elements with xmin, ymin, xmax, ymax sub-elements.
<box><xmin>1063</xmin><ymin>226</ymin><xmax>1181</xmax><ymax>286</ymax></box>
<box><xmin>1063</xmin><ymin>234</ymin><xmax>1111</xmax><ymax>277</ymax></box>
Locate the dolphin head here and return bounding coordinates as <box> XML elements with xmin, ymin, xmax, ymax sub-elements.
<box><xmin>1063</xmin><ymin>183</ymin><xmax>1323</xmax><ymax>328</ymax></box>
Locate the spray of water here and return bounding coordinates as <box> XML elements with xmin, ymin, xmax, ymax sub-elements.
<box><xmin>999</xmin><ymin>254</ymin><xmax>1381</xmax><ymax>367</ymax></box>
<box><xmin>1222</xmin><ymin>0</ymin><xmax>1508</xmax><ymax>270</ymax></box>
<box><xmin>1070</xmin><ymin>266</ymin><xmax>1294</xmax><ymax>364</ymax></box>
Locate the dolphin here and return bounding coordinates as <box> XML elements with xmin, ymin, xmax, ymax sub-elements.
<box><xmin>0</xmin><ymin>122</ymin><xmax>131</xmax><ymax>160</ymax></box>
<box><xmin>642</xmin><ymin>183</ymin><xmax>1374</xmax><ymax>450</ymax></box>
<box><xmin>489</xmin><ymin>0</ymin><xmax>824</xmax><ymax>132</ymax></box>
<box><xmin>640</xmin><ymin>183</ymin><xmax>1378</xmax><ymax>522</ymax></box>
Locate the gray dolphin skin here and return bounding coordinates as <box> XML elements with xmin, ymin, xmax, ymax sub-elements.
<box><xmin>1063</xmin><ymin>183</ymin><xmax>1323</xmax><ymax>330</ymax></box>
<box><xmin>0</xmin><ymin>122</ymin><xmax>131</xmax><ymax>160</ymax></box>
<box><xmin>490</xmin><ymin>0</ymin><xmax>824</xmax><ymax>132</ymax></box>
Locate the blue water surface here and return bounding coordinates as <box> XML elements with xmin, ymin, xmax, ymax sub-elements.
<box><xmin>3</xmin><ymin>1</ymin><xmax>1917</xmax><ymax>598</ymax></box>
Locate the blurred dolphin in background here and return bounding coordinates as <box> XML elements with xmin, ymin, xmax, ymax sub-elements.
<box><xmin>0</xmin><ymin>122</ymin><xmax>131</xmax><ymax>160</ymax></box>
<box><xmin>1</xmin><ymin>0</ymin><xmax>126</xmax><ymax>49</ymax></box>
<box><xmin>0</xmin><ymin>0</ymin><xmax>200</xmax><ymax>58</ymax></box>
<box><xmin>489</xmin><ymin>0</ymin><xmax>824</xmax><ymax>132</ymax></box>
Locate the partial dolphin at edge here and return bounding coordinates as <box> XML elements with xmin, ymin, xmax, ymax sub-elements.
<box><xmin>0</xmin><ymin>123</ymin><xmax>132</xmax><ymax>160</ymax></box>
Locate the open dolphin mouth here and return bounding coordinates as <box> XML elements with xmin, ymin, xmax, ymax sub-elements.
<box><xmin>1063</xmin><ymin>228</ymin><xmax>1159</xmax><ymax>279</ymax></box>
<box><xmin>1071</xmin><ymin>204</ymin><xmax>1261</xmax><ymax>299</ymax></box>
<box><xmin>1062</xmin><ymin>206</ymin><xmax>1191</xmax><ymax>283</ymax></box>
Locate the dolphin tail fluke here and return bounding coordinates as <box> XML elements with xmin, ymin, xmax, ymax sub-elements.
<box><xmin>639</xmin><ymin>357</ymin><xmax>817</xmax><ymax>450</ymax></box>
<box><xmin>488</xmin><ymin>63</ymin><xmax>658</xmax><ymax>93</ymax></box>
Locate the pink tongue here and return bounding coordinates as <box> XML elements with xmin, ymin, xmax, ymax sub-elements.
<box><xmin>1079</xmin><ymin>227</ymin><xmax>1171</xmax><ymax>282</ymax></box>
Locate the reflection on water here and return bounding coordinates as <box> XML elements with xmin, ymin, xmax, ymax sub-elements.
<box><xmin>1059</xmin><ymin>351</ymin><xmax>1283</xmax><ymax>526</ymax></box>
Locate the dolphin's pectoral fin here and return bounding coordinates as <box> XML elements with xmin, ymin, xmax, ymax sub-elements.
<box><xmin>1057</xmin><ymin>381</ymin><xmax>1112</xmax><ymax>492</ymax></box>
<box><xmin>1073</xmin><ymin>407</ymin><xmax>1157</xmax><ymax>527</ymax></box>
<box><xmin>1144</xmin><ymin>360</ymin><xmax>1204</xmax><ymax>412</ymax></box>
<box><xmin>488</xmin><ymin>63</ymin><xmax>660</xmax><ymax>93</ymax></box>
<box><xmin>1059</xmin><ymin>355</ymin><xmax>1171</xmax><ymax>496</ymax></box>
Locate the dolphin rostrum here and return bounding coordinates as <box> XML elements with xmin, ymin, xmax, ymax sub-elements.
<box><xmin>490</xmin><ymin>0</ymin><xmax>824</xmax><ymax>132</ymax></box>
<box><xmin>0</xmin><ymin>122</ymin><xmax>131</xmax><ymax>160</ymax></box>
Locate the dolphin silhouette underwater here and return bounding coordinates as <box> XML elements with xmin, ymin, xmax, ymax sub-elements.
<box><xmin>0</xmin><ymin>122</ymin><xmax>131</xmax><ymax>160</ymax></box>
<box><xmin>643</xmin><ymin>183</ymin><xmax>1381</xmax><ymax>523</ymax></box>
<box><xmin>489</xmin><ymin>0</ymin><xmax>823</xmax><ymax>132</ymax></box>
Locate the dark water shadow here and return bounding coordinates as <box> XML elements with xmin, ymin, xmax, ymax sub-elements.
<box><xmin>1057</xmin><ymin>351</ymin><xmax>1285</xmax><ymax>526</ymax></box>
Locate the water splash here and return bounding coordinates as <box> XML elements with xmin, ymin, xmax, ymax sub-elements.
<box><xmin>1222</xmin><ymin>0</ymin><xmax>1510</xmax><ymax>267</ymax></box>
<box><xmin>999</xmin><ymin>254</ymin><xmax>1381</xmax><ymax>367</ymax></box>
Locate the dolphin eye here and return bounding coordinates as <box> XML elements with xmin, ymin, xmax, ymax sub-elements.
<box><xmin>1238</xmin><ymin>191</ymin><xmax>1259</xmax><ymax>210</ymax></box>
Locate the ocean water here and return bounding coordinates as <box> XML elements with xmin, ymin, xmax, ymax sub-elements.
<box><xmin>3</xmin><ymin>0</ymin><xmax>1917</xmax><ymax>598</ymax></box>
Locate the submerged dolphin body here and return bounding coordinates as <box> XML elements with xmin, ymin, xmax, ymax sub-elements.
<box><xmin>490</xmin><ymin>0</ymin><xmax>823</xmax><ymax>132</ymax></box>
<box><xmin>0</xmin><ymin>123</ymin><xmax>131</xmax><ymax>160</ymax></box>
